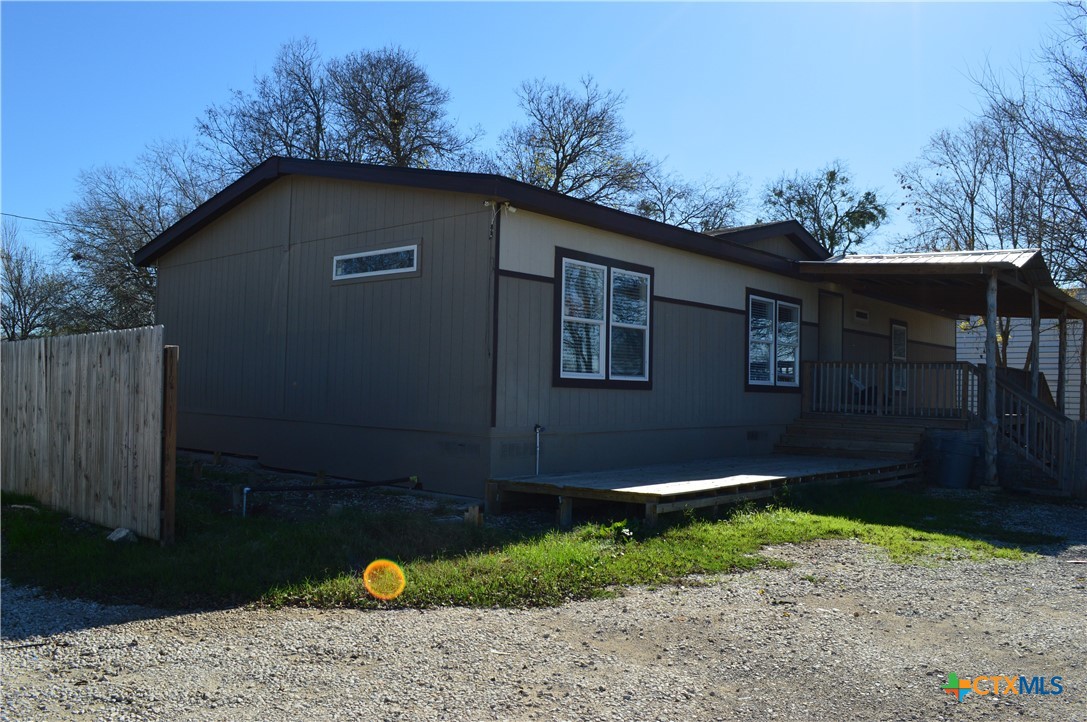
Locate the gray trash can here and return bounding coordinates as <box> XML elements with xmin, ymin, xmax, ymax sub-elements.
<box><xmin>934</xmin><ymin>438</ymin><xmax>978</xmax><ymax>489</ymax></box>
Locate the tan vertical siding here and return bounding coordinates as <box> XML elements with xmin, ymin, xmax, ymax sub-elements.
<box><xmin>500</xmin><ymin>210</ymin><xmax>822</xmax><ymax>322</ymax></box>
<box><xmin>155</xmin><ymin>176</ymin><xmax>496</xmax><ymax>491</ymax></box>
<box><xmin>492</xmin><ymin>274</ymin><xmax>811</xmax><ymax>476</ymax></box>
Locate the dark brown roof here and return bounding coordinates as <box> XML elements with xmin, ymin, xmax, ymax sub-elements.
<box><xmin>133</xmin><ymin>157</ymin><xmax>828</xmax><ymax>273</ymax></box>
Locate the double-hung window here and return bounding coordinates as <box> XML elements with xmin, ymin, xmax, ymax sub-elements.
<box><xmin>747</xmin><ymin>291</ymin><xmax>801</xmax><ymax>388</ymax></box>
<box><xmin>557</xmin><ymin>250</ymin><xmax>652</xmax><ymax>387</ymax></box>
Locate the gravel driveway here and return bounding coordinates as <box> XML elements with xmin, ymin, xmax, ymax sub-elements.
<box><xmin>3</xmin><ymin>493</ymin><xmax>1085</xmax><ymax>721</ymax></box>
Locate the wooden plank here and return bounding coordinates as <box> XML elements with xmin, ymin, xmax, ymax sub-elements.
<box><xmin>501</xmin><ymin>480</ymin><xmax>665</xmax><ymax>504</ymax></box>
<box><xmin>655</xmin><ymin>488</ymin><xmax>776</xmax><ymax>514</ymax></box>
<box><xmin>613</xmin><ymin>474</ymin><xmax>784</xmax><ymax>497</ymax></box>
<box><xmin>557</xmin><ymin>496</ymin><xmax>573</xmax><ymax>528</ymax></box>
<box><xmin>484</xmin><ymin>480</ymin><xmax>502</xmax><ymax>515</ymax></box>
<box><xmin>984</xmin><ymin>270</ymin><xmax>999</xmax><ymax>488</ymax></box>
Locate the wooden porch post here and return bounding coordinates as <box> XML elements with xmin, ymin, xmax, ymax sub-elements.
<box><xmin>1057</xmin><ymin>307</ymin><xmax>1068</xmax><ymax>416</ymax></box>
<box><xmin>1081</xmin><ymin>318</ymin><xmax>1086</xmax><ymax>422</ymax></box>
<box><xmin>1031</xmin><ymin>288</ymin><xmax>1040</xmax><ymax>399</ymax></box>
<box><xmin>984</xmin><ymin>270</ymin><xmax>999</xmax><ymax>489</ymax></box>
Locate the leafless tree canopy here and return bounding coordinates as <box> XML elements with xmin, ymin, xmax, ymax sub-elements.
<box><xmin>327</xmin><ymin>47</ymin><xmax>477</xmax><ymax>168</ymax></box>
<box><xmin>199</xmin><ymin>40</ymin><xmax>475</xmax><ymax>174</ymax></box>
<box><xmin>198</xmin><ymin>38</ymin><xmax>333</xmax><ymax>177</ymax></box>
<box><xmin>901</xmin><ymin>3</ymin><xmax>1087</xmax><ymax>285</ymax></box>
<box><xmin>1</xmin><ymin>220</ymin><xmax>71</xmax><ymax>340</ymax></box>
<box><xmin>761</xmin><ymin>161</ymin><xmax>887</xmax><ymax>255</ymax></box>
<box><xmin>48</xmin><ymin>142</ymin><xmax>220</xmax><ymax>331</ymax></box>
<box><xmin>497</xmin><ymin>77</ymin><xmax>652</xmax><ymax>207</ymax></box>
<box><xmin>897</xmin><ymin>121</ymin><xmax>995</xmax><ymax>252</ymax></box>
<box><xmin>635</xmin><ymin>169</ymin><xmax>748</xmax><ymax>232</ymax></box>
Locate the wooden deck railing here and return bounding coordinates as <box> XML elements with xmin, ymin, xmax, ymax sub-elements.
<box><xmin>803</xmin><ymin>360</ymin><xmax>1083</xmax><ymax>494</ymax></box>
<box><xmin>994</xmin><ymin>377</ymin><xmax>1081</xmax><ymax>491</ymax></box>
<box><xmin>802</xmin><ymin>361</ymin><xmax>979</xmax><ymax>419</ymax></box>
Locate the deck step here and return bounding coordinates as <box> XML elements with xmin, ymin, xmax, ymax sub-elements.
<box><xmin>777</xmin><ymin>434</ymin><xmax>918</xmax><ymax>455</ymax></box>
<box><xmin>773</xmin><ymin>444</ymin><xmax>917</xmax><ymax>461</ymax></box>
<box><xmin>784</xmin><ymin>425</ymin><xmax>923</xmax><ymax>443</ymax></box>
<box><xmin>777</xmin><ymin>410</ymin><xmax>933</xmax><ymax>462</ymax></box>
<box><xmin>800</xmin><ymin>413</ymin><xmax>970</xmax><ymax>430</ymax></box>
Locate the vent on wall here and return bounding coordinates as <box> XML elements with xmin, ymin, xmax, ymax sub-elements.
<box><xmin>854</xmin><ymin>309</ymin><xmax>870</xmax><ymax>323</ymax></box>
<box><xmin>746</xmin><ymin>430</ymin><xmax>761</xmax><ymax>442</ymax></box>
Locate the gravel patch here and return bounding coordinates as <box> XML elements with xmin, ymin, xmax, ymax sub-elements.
<box><xmin>3</xmin><ymin>493</ymin><xmax>1085</xmax><ymax>721</ymax></box>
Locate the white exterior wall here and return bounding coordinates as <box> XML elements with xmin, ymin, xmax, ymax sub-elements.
<box><xmin>958</xmin><ymin>317</ymin><xmax>1085</xmax><ymax>420</ymax></box>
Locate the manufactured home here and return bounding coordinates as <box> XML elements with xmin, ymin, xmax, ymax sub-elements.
<box><xmin>135</xmin><ymin>158</ymin><xmax>1087</xmax><ymax>498</ymax></box>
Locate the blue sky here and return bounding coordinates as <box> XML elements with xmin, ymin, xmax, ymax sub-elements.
<box><xmin>0</xmin><ymin>1</ymin><xmax>1066</xmax><ymax>256</ymax></box>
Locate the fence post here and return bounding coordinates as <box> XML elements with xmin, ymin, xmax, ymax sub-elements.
<box><xmin>160</xmin><ymin>345</ymin><xmax>179</xmax><ymax>545</ymax></box>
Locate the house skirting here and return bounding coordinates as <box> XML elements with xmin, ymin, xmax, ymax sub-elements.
<box><xmin>179</xmin><ymin>412</ymin><xmax>786</xmax><ymax>498</ymax></box>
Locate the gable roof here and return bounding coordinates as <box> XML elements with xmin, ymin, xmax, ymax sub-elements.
<box><xmin>133</xmin><ymin>157</ymin><xmax>829</xmax><ymax>272</ymax></box>
<box><xmin>707</xmin><ymin>222</ymin><xmax>828</xmax><ymax>260</ymax></box>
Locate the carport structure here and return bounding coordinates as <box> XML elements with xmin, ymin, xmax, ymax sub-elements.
<box><xmin>798</xmin><ymin>248</ymin><xmax>1087</xmax><ymax>490</ymax></box>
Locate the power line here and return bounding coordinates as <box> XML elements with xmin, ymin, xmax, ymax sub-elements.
<box><xmin>0</xmin><ymin>212</ymin><xmax>88</xmax><ymax>232</ymax></box>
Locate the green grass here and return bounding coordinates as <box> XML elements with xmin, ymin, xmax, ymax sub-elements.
<box><xmin>0</xmin><ymin>474</ymin><xmax>1063</xmax><ymax>611</ymax></box>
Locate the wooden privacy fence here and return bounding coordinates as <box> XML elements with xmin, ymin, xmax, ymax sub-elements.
<box><xmin>1</xmin><ymin>326</ymin><xmax>177</xmax><ymax>542</ymax></box>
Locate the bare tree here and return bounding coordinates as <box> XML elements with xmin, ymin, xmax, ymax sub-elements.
<box><xmin>200</xmin><ymin>41</ymin><xmax>475</xmax><ymax>173</ymax></box>
<box><xmin>497</xmin><ymin>76</ymin><xmax>652</xmax><ymax>207</ymax></box>
<box><xmin>980</xmin><ymin>1</ymin><xmax>1087</xmax><ymax>284</ymax></box>
<box><xmin>1</xmin><ymin>220</ymin><xmax>71</xmax><ymax>340</ymax></box>
<box><xmin>635</xmin><ymin>168</ymin><xmax>748</xmax><ymax>232</ymax></box>
<box><xmin>896</xmin><ymin>122</ymin><xmax>994</xmax><ymax>252</ymax></box>
<box><xmin>897</xmin><ymin>111</ymin><xmax>1083</xmax><ymax>362</ymax></box>
<box><xmin>327</xmin><ymin>46</ymin><xmax>477</xmax><ymax>168</ymax></box>
<box><xmin>49</xmin><ymin>141</ymin><xmax>219</xmax><ymax>331</ymax></box>
<box><xmin>762</xmin><ymin>161</ymin><xmax>887</xmax><ymax>255</ymax></box>
<box><xmin>198</xmin><ymin>37</ymin><xmax>333</xmax><ymax>176</ymax></box>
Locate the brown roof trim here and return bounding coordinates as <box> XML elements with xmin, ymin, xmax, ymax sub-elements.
<box><xmin>133</xmin><ymin>157</ymin><xmax>826</xmax><ymax>275</ymax></box>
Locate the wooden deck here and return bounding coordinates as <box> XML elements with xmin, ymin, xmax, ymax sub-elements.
<box><xmin>486</xmin><ymin>455</ymin><xmax>922</xmax><ymax>527</ymax></box>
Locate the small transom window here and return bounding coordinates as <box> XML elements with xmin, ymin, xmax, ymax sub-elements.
<box><xmin>333</xmin><ymin>244</ymin><xmax>418</xmax><ymax>280</ymax></box>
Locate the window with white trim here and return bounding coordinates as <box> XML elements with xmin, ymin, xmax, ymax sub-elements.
<box><xmin>558</xmin><ymin>253</ymin><xmax>651</xmax><ymax>385</ymax></box>
<box><xmin>748</xmin><ymin>293</ymin><xmax>800</xmax><ymax>387</ymax></box>
<box><xmin>333</xmin><ymin>244</ymin><xmax>417</xmax><ymax>280</ymax></box>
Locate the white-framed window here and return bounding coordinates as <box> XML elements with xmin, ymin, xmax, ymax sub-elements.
<box><xmin>609</xmin><ymin>269</ymin><xmax>651</xmax><ymax>381</ymax></box>
<box><xmin>560</xmin><ymin>258</ymin><xmax>608</xmax><ymax>379</ymax></box>
<box><xmin>558</xmin><ymin>252</ymin><xmax>652</xmax><ymax>386</ymax></box>
<box><xmin>748</xmin><ymin>293</ymin><xmax>801</xmax><ymax>388</ymax></box>
<box><xmin>332</xmin><ymin>244</ymin><xmax>418</xmax><ymax>281</ymax></box>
